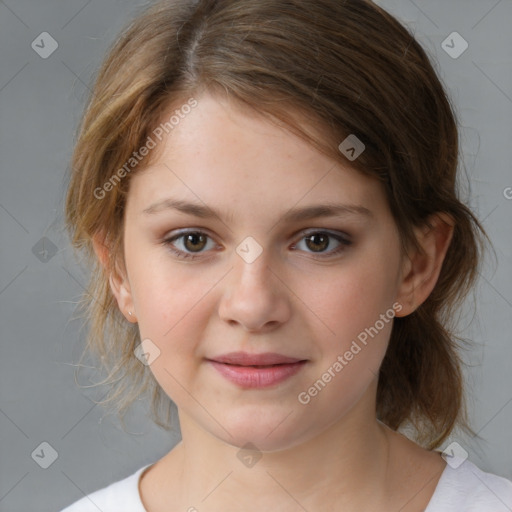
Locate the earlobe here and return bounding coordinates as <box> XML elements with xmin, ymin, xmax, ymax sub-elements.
<box><xmin>395</xmin><ymin>213</ymin><xmax>454</xmax><ymax>317</ymax></box>
<box><xmin>109</xmin><ymin>271</ymin><xmax>138</xmax><ymax>323</ymax></box>
<box><xmin>92</xmin><ymin>233</ymin><xmax>138</xmax><ymax>323</ymax></box>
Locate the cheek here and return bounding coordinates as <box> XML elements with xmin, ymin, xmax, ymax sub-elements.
<box><xmin>295</xmin><ymin>254</ymin><xmax>398</xmax><ymax>345</ymax></box>
<box><xmin>126</xmin><ymin>244</ymin><xmax>218</xmax><ymax>359</ymax></box>
<box><xmin>127</xmin><ymin>241</ymin><xmax>189</xmax><ymax>319</ymax></box>
<box><xmin>293</xmin><ymin>257</ymin><xmax>397</xmax><ymax>415</ymax></box>
<box><xmin>126</xmin><ymin>251</ymin><xmax>214</xmax><ymax>401</ymax></box>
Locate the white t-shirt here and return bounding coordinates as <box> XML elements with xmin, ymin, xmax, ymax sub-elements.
<box><xmin>61</xmin><ymin>455</ymin><xmax>512</xmax><ymax>512</ymax></box>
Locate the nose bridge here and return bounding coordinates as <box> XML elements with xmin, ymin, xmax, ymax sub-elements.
<box><xmin>232</xmin><ymin>236</ymin><xmax>274</xmax><ymax>290</ymax></box>
<box><xmin>233</xmin><ymin>232</ymin><xmax>269</xmax><ymax>271</ymax></box>
<box><xmin>218</xmin><ymin>236</ymin><xmax>289</xmax><ymax>331</ymax></box>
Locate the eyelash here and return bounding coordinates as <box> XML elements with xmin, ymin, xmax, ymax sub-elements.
<box><xmin>161</xmin><ymin>229</ymin><xmax>352</xmax><ymax>261</ymax></box>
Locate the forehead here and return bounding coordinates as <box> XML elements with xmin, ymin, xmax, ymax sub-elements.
<box><xmin>126</xmin><ymin>93</ymin><xmax>388</xmax><ymax>221</ymax></box>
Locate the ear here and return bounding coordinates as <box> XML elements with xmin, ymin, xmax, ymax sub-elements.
<box><xmin>92</xmin><ymin>233</ymin><xmax>138</xmax><ymax>323</ymax></box>
<box><xmin>394</xmin><ymin>212</ymin><xmax>454</xmax><ymax>317</ymax></box>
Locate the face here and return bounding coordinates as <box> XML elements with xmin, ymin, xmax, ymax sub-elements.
<box><xmin>115</xmin><ymin>93</ymin><xmax>410</xmax><ymax>451</ymax></box>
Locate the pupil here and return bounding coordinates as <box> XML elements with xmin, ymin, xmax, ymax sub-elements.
<box><xmin>185</xmin><ymin>233</ymin><xmax>206</xmax><ymax>252</ymax></box>
<box><xmin>307</xmin><ymin>233</ymin><xmax>328</xmax><ymax>252</ymax></box>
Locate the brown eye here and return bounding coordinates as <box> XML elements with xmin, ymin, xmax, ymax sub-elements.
<box><xmin>163</xmin><ymin>230</ymin><xmax>216</xmax><ymax>260</ymax></box>
<box><xmin>183</xmin><ymin>232</ymin><xmax>208</xmax><ymax>252</ymax></box>
<box><xmin>304</xmin><ymin>233</ymin><xmax>330</xmax><ymax>252</ymax></box>
<box><xmin>293</xmin><ymin>230</ymin><xmax>352</xmax><ymax>258</ymax></box>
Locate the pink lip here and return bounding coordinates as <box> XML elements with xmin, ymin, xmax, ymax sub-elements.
<box><xmin>209</xmin><ymin>351</ymin><xmax>304</xmax><ymax>366</ymax></box>
<box><xmin>207</xmin><ymin>352</ymin><xmax>308</xmax><ymax>389</ymax></box>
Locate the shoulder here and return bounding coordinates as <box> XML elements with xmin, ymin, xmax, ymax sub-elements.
<box><xmin>426</xmin><ymin>456</ymin><xmax>512</xmax><ymax>512</ymax></box>
<box><xmin>60</xmin><ymin>464</ymin><xmax>152</xmax><ymax>512</ymax></box>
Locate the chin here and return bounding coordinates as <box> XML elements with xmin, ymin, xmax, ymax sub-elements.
<box><xmin>211</xmin><ymin>412</ymin><xmax>311</xmax><ymax>454</ymax></box>
<box><xmin>223</xmin><ymin>432</ymin><xmax>302</xmax><ymax>454</ymax></box>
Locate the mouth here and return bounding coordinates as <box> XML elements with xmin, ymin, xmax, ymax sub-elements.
<box><xmin>206</xmin><ymin>353</ymin><xmax>308</xmax><ymax>389</ymax></box>
<box><xmin>219</xmin><ymin>362</ymin><xmax>299</xmax><ymax>368</ymax></box>
<box><xmin>208</xmin><ymin>351</ymin><xmax>306</xmax><ymax>366</ymax></box>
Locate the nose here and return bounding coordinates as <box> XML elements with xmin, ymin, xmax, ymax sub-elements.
<box><xmin>218</xmin><ymin>246</ymin><xmax>291</xmax><ymax>333</ymax></box>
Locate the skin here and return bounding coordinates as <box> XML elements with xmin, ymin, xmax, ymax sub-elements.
<box><xmin>93</xmin><ymin>92</ymin><xmax>453</xmax><ymax>511</ymax></box>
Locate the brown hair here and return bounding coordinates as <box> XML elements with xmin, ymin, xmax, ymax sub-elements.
<box><xmin>65</xmin><ymin>0</ymin><xmax>491</xmax><ymax>449</ymax></box>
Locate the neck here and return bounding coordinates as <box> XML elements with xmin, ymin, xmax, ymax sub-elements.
<box><xmin>166</xmin><ymin>386</ymin><xmax>391</xmax><ymax>510</ymax></box>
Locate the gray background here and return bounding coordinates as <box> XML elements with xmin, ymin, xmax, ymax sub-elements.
<box><xmin>0</xmin><ymin>0</ymin><xmax>511</xmax><ymax>510</ymax></box>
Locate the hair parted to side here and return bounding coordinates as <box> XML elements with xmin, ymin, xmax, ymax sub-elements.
<box><xmin>65</xmin><ymin>0</ymin><xmax>491</xmax><ymax>449</ymax></box>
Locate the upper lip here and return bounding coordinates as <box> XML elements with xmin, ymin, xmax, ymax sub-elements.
<box><xmin>208</xmin><ymin>351</ymin><xmax>306</xmax><ymax>366</ymax></box>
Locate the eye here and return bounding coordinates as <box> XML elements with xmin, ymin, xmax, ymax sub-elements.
<box><xmin>291</xmin><ymin>230</ymin><xmax>352</xmax><ymax>258</ymax></box>
<box><xmin>162</xmin><ymin>230</ymin><xmax>217</xmax><ymax>260</ymax></box>
<box><xmin>162</xmin><ymin>229</ymin><xmax>352</xmax><ymax>261</ymax></box>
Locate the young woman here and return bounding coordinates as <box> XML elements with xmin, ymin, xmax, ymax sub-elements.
<box><xmin>61</xmin><ymin>0</ymin><xmax>512</xmax><ymax>510</ymax></box>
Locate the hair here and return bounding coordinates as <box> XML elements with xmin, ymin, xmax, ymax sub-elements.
<box><xmin>65</xmin><ymin>0</ymin><xmax>491</xmax><ymax>450</ymax></box>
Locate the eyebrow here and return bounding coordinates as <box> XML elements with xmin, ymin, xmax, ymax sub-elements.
<box><xmin>142</xmin><ymin>198</ymin><xmax>373</xmax><ymax>223</ymax></box>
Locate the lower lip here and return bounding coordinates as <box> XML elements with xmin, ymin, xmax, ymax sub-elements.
<box><xmin>208</xmin><ymin>360</ymin><xmax>307</xmax><ymax>388</ymax></box>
